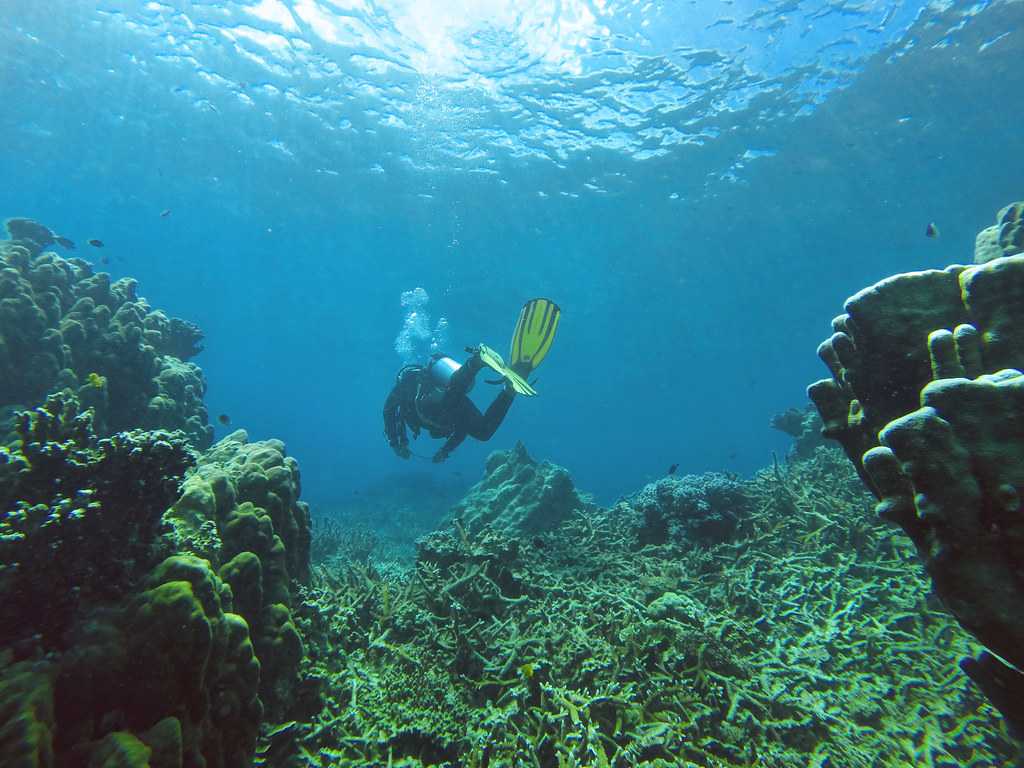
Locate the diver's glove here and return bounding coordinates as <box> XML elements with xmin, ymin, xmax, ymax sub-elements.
<box><xmin>463</xmin><ymin>346</ymin><xmax>486</xmax><ymax>373</ymax></box>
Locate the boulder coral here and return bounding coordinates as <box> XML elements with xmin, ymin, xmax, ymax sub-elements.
<box><xmin>167</xmin><ymin>430</ymin><xmax>311</xmax><ymax>719</ymax></box>
<box><xmin>0</xmin><ymin>220</ymin><xmax>211</xmax><ymax>448</ymax></box>
<box><xmin>631</xmin><ymin>471</ymin><xmax>750</xmax><ymax>546</ymax></box>
<box><xmin>449</xmin><ymin>441</ymin><xmax>587</xmax><ymax>537</ymax></box>
<box><xmin>54</xmin><ymin>555</ymin><xmax>261</xmax><ymax>768</ymax></box>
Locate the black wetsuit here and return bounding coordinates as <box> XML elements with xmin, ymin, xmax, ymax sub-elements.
<box><xmin>383</xmin><ymin>352</ymin><xmax>516</xmax><ymax>462</ymax></box>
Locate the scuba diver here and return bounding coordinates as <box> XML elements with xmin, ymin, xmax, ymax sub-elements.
<box><xmin>383</xmin><ymin>298</ymin><xmax>561</xmax><ymax>463</ymax></box>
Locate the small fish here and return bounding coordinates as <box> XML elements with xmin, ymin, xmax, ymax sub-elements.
<box><xmin>218</xmin><ymin>414</ymin><xmax>231</xmax><ymax>426</ymax></box>
<box><xmin>87</xmin><ymin>239</ymin><xmax>104</xmax><ymax>248</ymax></box>
<box><xmin>518</xmin><ymin>662</ymin><xmax>537</xmax><ymax>679</ymax></box>
<box><xmin>160</xmin><ymin>209</ymin><xmax>171</xmax><ymax>218</ymax></box>
<box><xmin>925</xmin><ymin>222</ymin><xmax>939</xmax><ymax>238</ymax></box>
<box><xmin>667</xmin><ymin>463</ymin><xmax>679</xmax><ymax>476</ymax></box>
<box><xmin>86</xmin><ymin>372</ymin><xmax>106</xmax><ymax>388</ymax></box>
<box><xmin>100</xmin><ymin>256</ymin><xmax>110</xmax><ymax>265</ymax></box>
<box><xmin>55</xmin><ymin>235</ymin><xmax>76</xmax><ymax>250</ymax></box>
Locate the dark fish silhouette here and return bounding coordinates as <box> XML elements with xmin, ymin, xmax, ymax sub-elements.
<box><xmin>667</xmin><ymin>463</ymin><xmax>678</xmax><ymax>476</ymax></box>
<box><xmin>88</xmin><ymin>239</ymin><xmax>104</xmax><ymax>248</ymax></box>
<box><xmin>160</xmin><ymin>209</ymin><xmax>171</xmax><ymax>218</ymax></box>
<box><xmin>925</xmin><ymin>222</ymin><xmax>939</xmax><ymax>238</ymax></box>
<box><xmin>55</xmin><ymin>236</ymin><xmax>76</xmax><ymax>249</ymax></box>
<box><xmin>217</xmin><ymin>414</ymin><xmax>231</xmax><ymax>426</ymax></box>
<box><xmin>100</xmin><ymin>256</ymin><xmax>110</xmax><ymax>265</ymax></box>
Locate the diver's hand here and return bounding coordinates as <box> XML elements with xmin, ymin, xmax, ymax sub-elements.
<box><xmin>392</xmin><ymin>442</ymin><xmax>412</xmax><ymax>459</ymax></box>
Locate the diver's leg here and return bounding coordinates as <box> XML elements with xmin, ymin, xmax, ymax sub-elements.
<box><xmin>465</xmin><ymin>387</ymin><xmax>515</xmax><ymax>441</ymax></box>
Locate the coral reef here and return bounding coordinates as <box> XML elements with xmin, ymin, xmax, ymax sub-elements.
<box><xmin>630</xmin><ymin>471</ymin><xmax>750</xmax><ymax>545</ymax></box>
<box><xmin>770</xmin><ymin>406</ymin><xmax>827</xmax><ymax>460</ymax></box>
<box><xmin>290</xmin><ymin>447</ymin><xmax>1012</xmax><ymax>766</ymax></box>
<box><xmin>809</xmin><ymin>205</ymin><xmax>1024</xmax><ymax>738</ymax></box>
<box><xmin>0</xmin><ymin>391</ymin><xmax>194</xmax><ymax>652</ymax></box>
<box><xmin>0</xmin><ymin>221</ymin><xmax>211</xmax><ymax>448</ymax></box>
<box><xmin>807</xmin><ymin>249</ymin><xmax>1024</xmax><ymax>491</ymax></box>
<box><xmin>974</xmin><ymin>201</ymin><xmax>1024</xmax><ymax>263</ymax></box>
<box><xmin>449</xmin><ymin>442</ymin><xmax>588</xmax><ymax>537</ymax></box>
<box><xmin>167</xmin><ymin>430</ymin><xmax>311</xmax><ymax>719</ymax></box>
<box><xmin>0</xmin><ymin>220</ymin><xmax>316</xmax><ymax>766</ymax></box>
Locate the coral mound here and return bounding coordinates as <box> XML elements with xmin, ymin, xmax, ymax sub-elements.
<box><xmin>449</xmin><ymin>441</ymin><xmax>587</xmax><ymax>536</ymax></box>
<box><xmin>167</xmin><ymin>430</ymin><xmax>311</xmax><ymax>719</ymax></box>
<box><xmin>0</xmin><ymin>221</ymin><xmax>211</xmax><ymax>447</ymax></box>
<box><xmin>631</xmin><ymin>471</ymin><xmax>750</xmax><ymax>545</ymax></box>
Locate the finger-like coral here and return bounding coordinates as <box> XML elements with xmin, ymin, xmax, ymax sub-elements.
<box><xmin>809</xmin><ymin>208</ymin><xmax>1024</xmax><ymax>737</ymax></box>
<box><xmin>808</xmin><ymin>249</ymin><xmax>1024</xmax><ymax>491</ymax></box>
<box><xmin>166</xmin><ymin>430</ymin><xmax>311</xmax><ymax>719</ymax></box>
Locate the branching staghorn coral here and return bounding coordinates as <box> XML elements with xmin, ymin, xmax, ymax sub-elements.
<box><xmin>287</xmin><ymin>445</ymin><xmax>1016</xmax><ymax>767</ymax></box>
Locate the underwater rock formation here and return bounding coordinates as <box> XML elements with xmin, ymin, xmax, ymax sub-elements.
<box><xmin>808</xmin><ymin>249</ymin><xmax>1024</xmax><ymax>491</ymax></box>
<box><xmin>631</xmin><ymin>471</ymin><xmax>750</xmax><ymax>546</ymax></box>
<box><xmin>167</xmin><ymin>430</ymin><xmax>311</xmax><ymax>719</ymax></box>
<box><xmin>449</xmin><ymin>441</ymin><xmax>586</xmax><ymax>537</ymax></box>
<box><xmin>770</xmin><ymin>406</ymin><xmax>828</xmax><ymax>460</ymax></box>
<box><xmin>809</xmin><ymin>208</ymin><xmax>1024</xmax><ymax>736</ymax></box>
<box><xmin>0</xmin><ymin>220</ymin><xmax>211</xmax><ymax>448</ymax></box>
<box><xmin>974</xmin><ymin>201</ymin><xmax>1024</xmax><ymax>264</ymax></box>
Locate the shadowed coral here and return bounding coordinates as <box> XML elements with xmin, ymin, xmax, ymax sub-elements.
<box><xmin>0</xmin><ymin>391</ymin><xmax>194</xmax><ymax>651</ymax></box>
<box><xmin>0</xmin><ymin>657</ymin><xmax>56</xmax><ymax>768</ymax></box>
<box><xmin>52</xmin><ymin>555</ymin><xmax>261</xmax><ymax>768</ymax></box>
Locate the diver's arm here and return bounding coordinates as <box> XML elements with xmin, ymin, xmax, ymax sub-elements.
<box><xmin>433</xmin><ymin>430</ymin><xmax>467</xmax><ymax>463</ymax></box>
<box><xmin>383</xmin><ymin>369</ymin><xmax>418</xmax><ymax>458</ymax></box>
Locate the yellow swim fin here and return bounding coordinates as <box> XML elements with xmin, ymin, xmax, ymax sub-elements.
<box><xmin>510</xmin><ymin>298</ymin><xmax>561</xmax><ymax>377</ymax></box>
<box><xmin>478</xmin><ymin>344</ymin><xmax>537</xmax><ymax>397</ymax></box>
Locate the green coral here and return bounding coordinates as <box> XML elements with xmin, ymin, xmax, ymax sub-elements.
<box><xmin>52</xmin><ymin>555</ymin><xmax>260</xmax><ymax>768</ymax></box>
<box><xmin>293</xmin><ymin>447</ymin><xmax>1013</xmax><ymax>766</ymax></box>
<box><xmin>165</xmin><ymin>430</ymin><xmax>311</xmax><ymax>719</ymax></box>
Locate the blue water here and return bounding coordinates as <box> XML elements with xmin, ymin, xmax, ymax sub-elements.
<box><xmin>1</xmin><ymin>0</ymin><xmax>1021</xmax><ymax>508</ymax></box>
